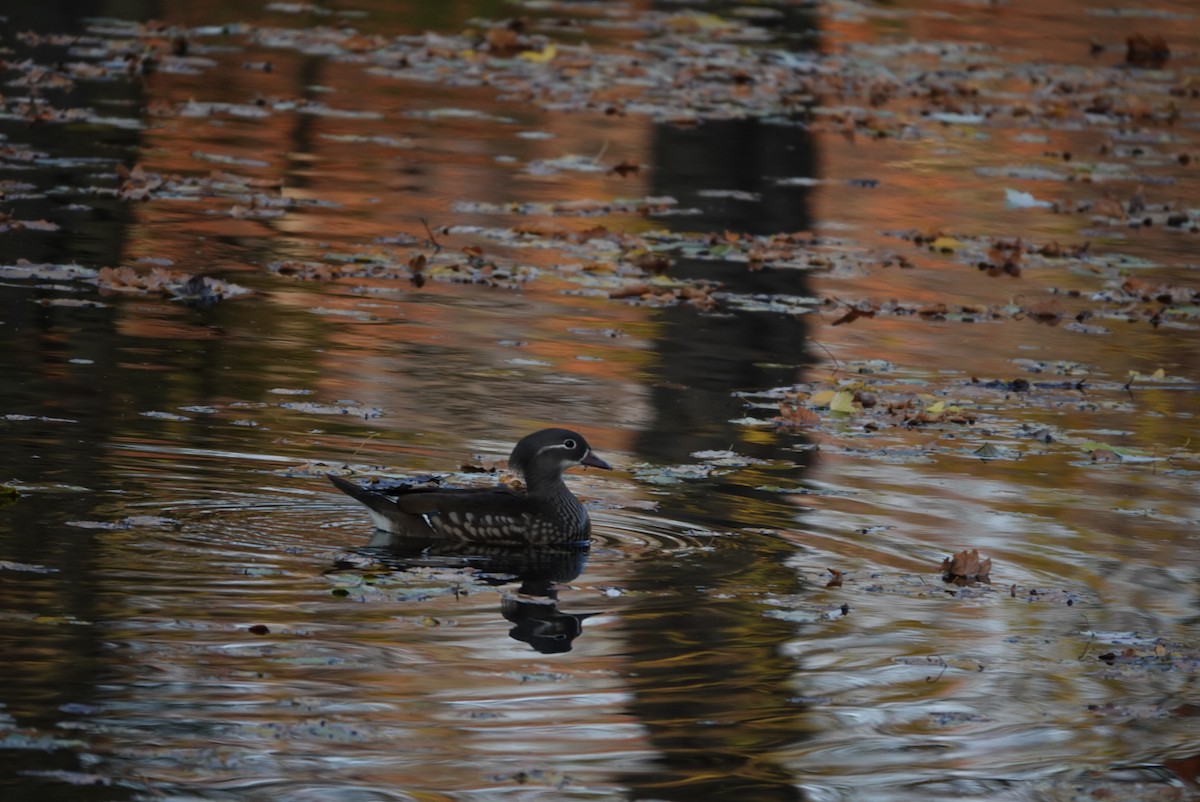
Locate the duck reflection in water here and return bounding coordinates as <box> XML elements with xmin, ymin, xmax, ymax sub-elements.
<box><xmin>332</xmin><ymin>530</ymin><xmax>597</xmax><ymax>654</ymax></box>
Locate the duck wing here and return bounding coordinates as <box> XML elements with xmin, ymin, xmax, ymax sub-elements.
<box><xmin>387</xmin><ymin>484</ymin><xmax>530</xmax><ymax>516</ymax></box>
<box><xmin>328</xmin><ymin>474</ymin><xmax>533</xmax><ymax>539</ymax></box>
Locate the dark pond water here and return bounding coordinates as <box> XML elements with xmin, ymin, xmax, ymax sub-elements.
<box><xmin>2</xmin><ymin>1</ymin><xmax>1199</xmax><ymax>800</ymax></box>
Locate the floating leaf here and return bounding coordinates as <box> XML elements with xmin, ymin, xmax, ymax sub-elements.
<box><xmin>942</xmin><ymin>549</ymin><xmax>992</xmax><ymax>586</ymax></box>
<box><xmin>518</xmin><ymin>44</ymin><xmax>557</xmax><ymax>63</ymax></box>
<box><xmin>928</xmin><ymin>236</ymin><xmax>963</xmax><ymax>252</ymax></box>
<box><xmin>809</xmin><ymin>390</ymin><xmax>837</xmax><ymax>408</ymax></box>
<box><xmin>829</xmin><ymin>390</ymin><xmax>858</xmax><ymax>414</ymax></box>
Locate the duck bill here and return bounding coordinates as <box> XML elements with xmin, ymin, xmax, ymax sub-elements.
<box><xmin>581</xmin><ymin>451</ymin><xmax>612</xmax><ymax>470</ymax></box>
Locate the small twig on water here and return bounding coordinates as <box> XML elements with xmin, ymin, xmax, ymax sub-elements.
<box><xmin>594</xmin><ymin>139</ymin><xmax>610</xmax><ymax>164</ymax></box>
<box><xmin>352</xmin><ymin>432</ymin><xmax>380</xmax><ymax>458</ymax></box>
<box><xmin>925</xmin><ymin>656</ymin><xmax>948</xmax><ymax>683</ymax></box>
<box><xmin>1078</xmin><ymin>614</ymin><xmax>1095</xmax><ymax>660</ymax></box>
<box><xmin>810</xmin><ymin>338</ymin><xmax>842</xmax><ymax>379</ymax></box>
<box><xmin>421</xmin><ymin>218</ymin><xmax>442</xmax><ymax>253</ymax></box>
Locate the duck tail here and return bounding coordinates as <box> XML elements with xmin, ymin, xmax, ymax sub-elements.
<box><xmin>327</xmin><ymin>474</ymin><xmax>394</xmax><ymax>514</ymax></box>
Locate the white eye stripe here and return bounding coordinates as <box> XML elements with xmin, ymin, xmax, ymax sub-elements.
<box><xmin>532</xmin><ymin>442</ymin><xmax>579</xmax><ymax>460</ymax></box>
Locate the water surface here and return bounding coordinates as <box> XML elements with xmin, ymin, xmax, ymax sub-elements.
<box><xmin>2</xmin><ymin>1</ymin><xmax>1199</xmax><ymax>800</ymax></box>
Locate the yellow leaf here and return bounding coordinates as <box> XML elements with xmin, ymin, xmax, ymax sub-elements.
<box><xmin>926</xmin><ymin>400</ymin><xmax>945</xmax><ymax>414</ymax></box>
<box><xmin>810</xmin><ymin>390</ymin><xmax>837</xmax><ymax>408</ymax></box>
<box><xmin>518</xmin><ymin>44</ymin><xmax>557</xmax><ymax>63</ymax></box>
<box><xmin>930</xmin><ymin>236</ymin><xmax>963</xmax><ymax>252</ymax></box>
<box><xmin>1151</xmin><ymin>368</ymin><xmax>1166</xmax><ymax>380</ymax></box>
<box><xmin>830</xmin><ymin>390</ymin><xmax>857</xmax><ymax>414</ymax></box>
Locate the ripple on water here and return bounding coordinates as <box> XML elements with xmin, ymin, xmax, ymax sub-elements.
<box><xmin>590</xmin><ymin>507</ymin><xmax>728</xmax><ymax>552</ymax></box>
<box><xmin>11</xmin><ymin>418</ymin><xmax>1196</xmax><ymax>802</ymax></box>
<box><xmin>35</xmin><ymin>471</ymin><xmax>684</xmax><ymax>799</ymax></box>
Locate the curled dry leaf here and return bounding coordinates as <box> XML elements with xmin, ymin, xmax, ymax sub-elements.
<box><xmin>609</xmin><ymin>160</ymin><xmax>641</xmax><ymax>177</ymax></box>
<box><xmin>776</xmin><ymin>401</ymin><xmax>821</xmax><ymax>428</ymax></box>
<box><xmin>1026</xmin><ymin>299</ymin><xmax>1064</xmax><ymax>325</ymax></box>
<box><xmin>633</xmin><ymin>252</ymin><xmax>672</xmax><ymax>274</ymax></box>
<box><xmin>982</xmin><ymin>239</ymin><xmax>1023</xmax><ymax>277</ymax></box>
<box><xmin>1125</xmin><ymin>34</ymin><xmax>1170</xmax><ymax>68</ymax></box>
<box><xmin>608</xmin><ymin>282</ymin><xmax>654</xmax><ymax>300</ymax></box>
<box><xmin>831</xmin><ymin>303</ymin><xmax>877</xmax><ymax>326</ymax></box>
<box><xmin>941</xmin><ymin>548</ymin><xmax>992</xmax><ymax>586</ymax></box>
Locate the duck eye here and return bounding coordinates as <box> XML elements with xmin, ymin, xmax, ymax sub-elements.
<box><xmin>563</xmin><ymin>438</ymin><xmax>577</xmax><ymax>449</ymax></box>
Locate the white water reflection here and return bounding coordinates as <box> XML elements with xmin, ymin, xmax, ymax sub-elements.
<box><xmin>2</xmin><ymin>0</ymin><xmax>1199</xmax><ymax>800</ymax></box>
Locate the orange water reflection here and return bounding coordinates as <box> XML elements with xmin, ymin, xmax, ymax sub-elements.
<box><xmin>1</xmin><ymin>1</ymin><xmax>1198</xmax><ymax>800</ymax></box>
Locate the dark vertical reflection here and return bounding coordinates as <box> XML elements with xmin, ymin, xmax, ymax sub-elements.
<box><xmin>0</xmin><ymin>7</ymin><xmax>148</xmax><ymax>801</ymax></box>
<box><xmin>652</xmin><ymin>119</ymin><xmax>817</xmax><ymax>236</ymax></box>
<box><xmin>0</xmin><ymin>2</ymin><xmax>149</xmax><ymax>266</ymax></box>
<box><xmin>635</xmin><ymin>116</ymin><xmax>816</xmax><ymax>466</ymax></box>
<box><xmin>616</xmin><ymin>536</ymin><xmax>809</xmax><ymax>802</ymax></box>
<box><xmin>617</xmin><ymin>118</ymin><xmax>817</xmax><ymax>802</ymax></box>
<box><xmin>618</xmin><ymin>7</ymin><xmax>820</xmax><ymax>798</ymax></box>
<box><xmin>637</xmin><ymin>65</ymin><xmax>819</xmax><ymax>474</ymax></box>
<box><xmin>639</xmin><ymin>78</ymin><xmax>818</xmax><ymax>463</ymax></box>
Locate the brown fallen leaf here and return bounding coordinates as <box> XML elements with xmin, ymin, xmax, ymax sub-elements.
<box><xmin>609</xmin><ymin>283</ymin><xmax>653</xmax><ymax>300</ymax></box>
<box><xmin>634</xmin><ymin>252</ymin><xmax>672</xmax><ymax>275</ymax></box>
<box><xmin>514</xmin><ymin>220</ymin><xmax>567</xmax><ymax>238</ymax></box>
<box><xmin>776</xmin><ymin>401</ymin><xmax>821</xmax><ymax>428</ymax></box>
<box><xmin>746</xmin><ymin>247</ymin><xmax>765</xmax><ymax>271</ymax></box>
<box><xmin>609</xmin><ymin>159</ymin><xmax>641</xmax><ymax>177</ymax></box>
<box><xmin>941</xmin><ymin>548</ymin><xmax>992</xmax><ymax>586</ymax></box>
<box><xmin>831</xmin><ymin>304</ymin><xmax>877</xmax><ymax>326</ymax></box>
<box><xmin>1027</xmin><ymin>299</ymin><xmax>1064</xmax><ymax>325</ymax></box>
<box><xmin>1092</xmin><ymin>193</ymin><xmax>1127</xmax><ymax>220</ymax></box>
<box><xmin>982</xmin><ymin>239</ymin><xmax>1023</xmax><ymax>277</ymax></box>
<box><xmin>826</xmin><ymin>568</ymin><xmax>843</xmax><ymax>588</ymax></box>
<box><xmin>678</xmin><ymin>285</ymin><xmax>718</xmax><ymax>311</ymax></box>
<box><xmin>574</xmin><ymin>225</ymin><xmax>610</xmax><ymax>243</ymax></box>
<box><xmin>1125</xmin><ymin>34</ymin><xmax>1170</xmax><ymax>68</ymax></box>
<box><xmin>408</xmin><ymin>253</ymin><xmax>427</xmax><ymax>287</ymax></box>
<box><xmin>484</xmin><ymin>26</ymin><xmax>524</xmax><ymax>57</ymax></box>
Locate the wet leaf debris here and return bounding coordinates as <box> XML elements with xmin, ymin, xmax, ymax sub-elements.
<box><xmin>942</xmin><ymin>549</ymin><xmax>993</xmax><ymax>587</ymax></box>
<box><xmin>736</xmin><ymin>361</ymin><xmax>1197</xmax><ymax>471</ymax></box>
